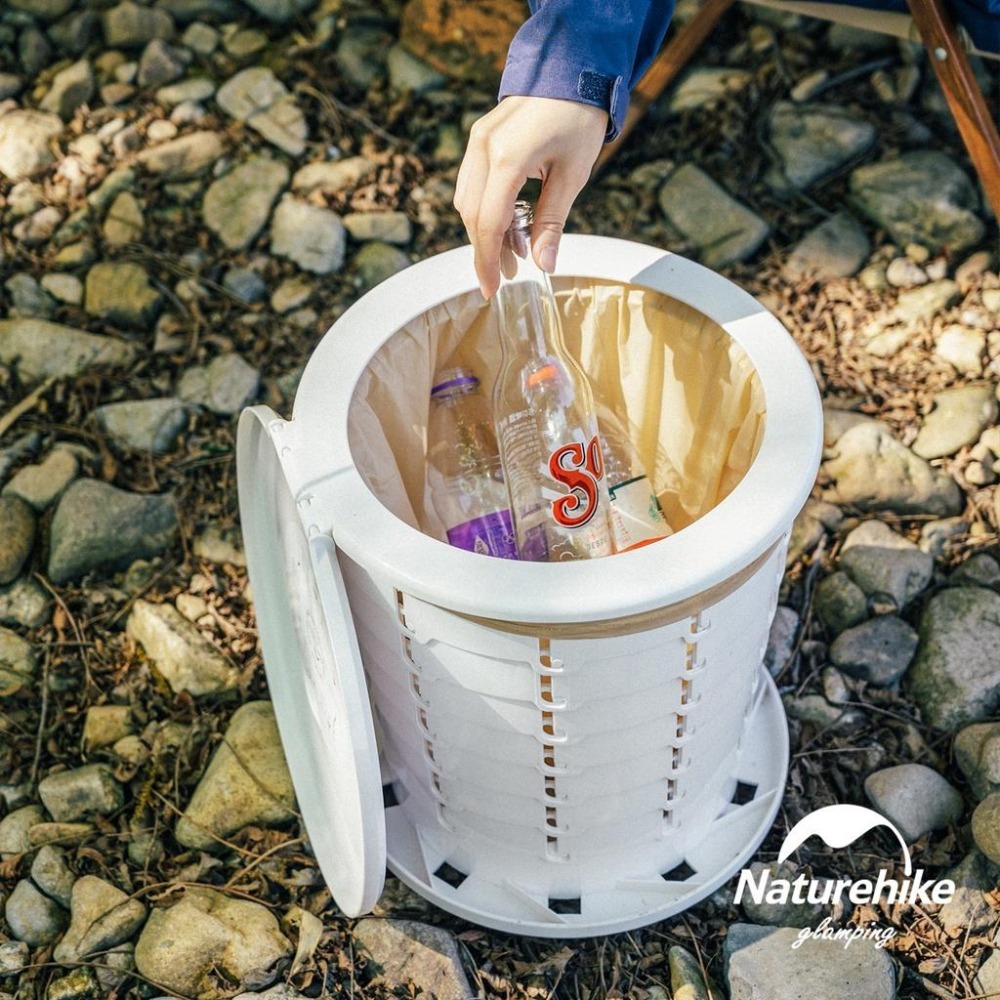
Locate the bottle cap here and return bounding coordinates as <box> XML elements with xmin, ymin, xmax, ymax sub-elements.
<box><xmin>431</xmin><ymin>367</ymin><xmax>479</xmax><ymax>398</ymax></box>
<box><xmin>526</xmin><ymin>363</ymin><xmax>559</xmax><ymax>388</ymax></box>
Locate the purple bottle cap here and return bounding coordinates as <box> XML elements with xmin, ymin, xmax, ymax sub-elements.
<box><xmin>431</xmin><ymin>370</ymin><xmax>480</xmax><ymax>397</ymax></box>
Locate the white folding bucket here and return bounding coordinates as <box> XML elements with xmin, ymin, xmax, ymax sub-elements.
<box><xmin>236</xmin><ymin>236</ymin><xmax>823</xmax><ymax>938</ymax></box>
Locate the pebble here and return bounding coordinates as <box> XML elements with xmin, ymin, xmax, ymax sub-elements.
<box><xmin>912</xmin><ymin>384</ymin><xmax>997</xmax><ymax>460</ymax></box>
<box><xmin>864</xmin><ymin>763</ymin><xmax>963</xmax><ymax>841</ymax></box>
<box><xmin>53</xmin><ymin>874</ymin><xmax>147</xmax><ymax>963</ymax></box>
<box><xmin>48</xmin><ymin>479</ymin><xmax>179</xmax><ymax>584</ymax></box>
<box><xmin>0</xmin><ymin>804</ymin><xmax>45</xmax><ymax>859</ymax></box>
<box><xmin>0</xmin><ymin>939</ymin><xmax>29</xmax><ymax>976</ymax></box>
<box><xmin>137</xmin><ymin>38</ymin><xmax>189</xmax><ymax>88</ymax></box>
<box><xmin>822</xmin><ymin>421</ymin><xmax>963</xmax><ymax>516</ymax></box>
<box><xmin>669</xmin><ymin>66</ymin><xmax>752</xmax><ymax>111</ymax></box>
<box><xmin>38</xmin><ymin>57</ymin><xmax>94</xmax><ymax>120</ymax></box>
<box><xmin>0</xmin><ymin>627</ymin><xmax>37</xmax><ymax>697</ymax></box>
<box><xmin>96</xmin><ymin>398</ymin><xmax>188</xmax><ymax>453</ymax></box>
<box><xmin>955</xmin><ymin>721</ymin><xmax>1000</xmax><ymax>801</ymax></box>
<box><xmin>203</xmin><ymin>155</ymin><xmax>289</xmax><ymax>250</ymax></box>
<box><xmin>934</xmin><ymin>324</ymin><xmax>985</xmax><ymax>374</ymax></box>
<box><xmin>6</xmin><ymin>272</ymin><xmax>55</xmax><ymax>319</ymax></box>
<box><xmin>658</xmin><ymin>164</ymin><xmax>770</xmax><ymax>269</ymax></box>
<box><xmin>738</xmin><ymin>861</ymin><xmax>828</xmax><ymax>927</ymax></box>
<box><xmin>0</xmin><ymin>318</ymin><xmax>135</xmax><ymax>379</ymax></box>
<box><xmin>270</xmin><ymin>275</ymin><xmax>312</xmax><ymax>313</ymax></box>
<box><xmin>84</xmin><ymin>260</ymin><xmax>164</xmax><ymax>328</ymax></box>
<box><xmin>907</xmin><ymin>587</ymin><xmax>1000</xmax><ymax>729</ymax></box>
<box><xmin>102</xmin><ymin>190</ymin><xmax>144</xmax><ymax>246</ymax></box>
<box><xmin>767</xmin><ymin>102</ymin><xmax>876</xmax><ymax>189</ymax></box>
<box><xmin>270</xmin><ymin>195</ymin><xmax>347</xmax><ymax>273</ymax></box>
<box><xmin>814</xmin><ymin>571</ymin><xmax>868</xmax><ymax>633</ymax></box>
<box><xmin>884</xmin><ymin>256</ymin><xmax>927</xmax><ymax>288</ymax></box>
<box><xmin>40</xmin><ymin>272</ymin><xmax>84</xmax><ymax>305</ymax></box>
<box><xmin>0</xmin><ymin>577</ymin><xmax>51</xmax><ymax>628</ymax></box>
<box><xmin>938</xmin><ymin>850</ymin><xmax>1000</xmax><ymax>937</ymax></box>
<box><xmin>354</xmin><ymin>241</ymin><xmax>412</xmax><ymax>290</ymax></box>
<box><xmin>177</xmin><ymin>352</ymin><xmax>260</xmax><ymax>415</ymax></box>
<box><xmin>224</xmin><ymin>266</ymin><xmax>267</xmax><ymax>303</ymax></box>
<box><xmin>38</xmin><ymin>762</ymin><xmax>124</xmax><ymax>822</ymax></box>
<box><xmin>216</xmin><ymin>67</ymin><xmax>308</xmax><ymax>156</ymax></box>
<box><xmin>133</xmin><ymin>886</ymin><xmax>293</xmax><ymax>996</ymax></box>
<box><xmin>850</xmin><ymin>151</ymin><xmax>984</xmax><ymax>253</ymax></box>
<box><xmin>82</xmin><ymin>704</ymin><xmax>134</xmax><ymax>749</ymax></box>
<box><xmin>949</xmin><ymin>552</ymin><xmax>1000</xmax><ymax>588</ymax></box>
<box><xmin>30</xmin><ymin>845</ymin><xmax>75</xmax><ymax>908</ymax></box>
<box><xmin>387</xmin><ymin>43</ymin><xmax>446</xmax><ymax>93</ymax></box>
<box><xmin>135</xmin><ymin>130</ymin><xmax>224</xmax><ymax>177</ymax></box>
<box><xmin>175</xmin><ymin>700</ymin><xmax>295</xmax><ymax>849</ymax></box>
<box><xmin>830</xmin><ymin>615</ymin><xmax>918</xmax><ymax>686</ymax></box>
<box><xmin>352</xmin><ymin>918</ymin><xmax>473</xmax><ymax>1000</ymax></box>
<box><xmin>781</xmin><ymin>211</ymin><xmax>870</xmax><ymax>281</ymax></box>
<box><xmin>0</xmin><ymin>108</ymin><xmax>64</xmax><ymax>181</ymax></box>
<box><xmin>893</xmin><ymin>278</ymin><xmax>962</xmax><ymax>325</ymax></box>
<box><xmin>4</xmin><ymin>878</ymin><xmax>68</xmax><ymax>947</ymax></box>
<box><xmin>192</xmin><ymin>524</ymin><xmax>246</xmax><ymax>566</ymax></box>
<box><xmin>838</xmin><ymin>520</ymin><xmax>933</xmax><ymax>610</ymax></box>
<box><xmin>3</xmin><ymin>448</ymin><xmax>79</xmax><ymax>510</ymax></box>
<box><xmin>971</xmin><ymin>793</ymin><xmax>1000</xmax><ymax>864</ymax></box>
<box><xmin>343</xmin><ymin>210</ymin><xmax>413</xmax><ymax>245</ymax></box>
<box><xmin>126</xmin><ymin>598</ymin><xmax>240</xmax><ymax>697</ymax></box>
<box><xmin>291</xmin><ymin>155</ymin><xmax>376</xmax><ymax>195</ymax></box>
<box><xmin>764</xmin><ymin>605</ymin><xmax>798</xmax><ymax>676</ymax></box>
<box><xmin>724</xmin><ymin>923</ymin><xmax>895</xmax><ymax>1000</ymax></box>
<box><xmin>103</xmin><ymin>1</ymin><xmax>176</xmax><ymax>48</ymax></box>
<box><xmin>0</xmin><ymin>495</ymin><xmax>36</xmax><ymax>586</ymax></box>
<box><xmin>669</xmin><ymin>944</ymin><xmax>719</xmax><ymax>999</ymax></box>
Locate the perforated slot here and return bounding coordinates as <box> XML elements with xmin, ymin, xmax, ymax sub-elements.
<box><xmin>544</xmin><ymin>774</ymin><xmax>557</xmax><ymax>799</ymax></box>
<box><xmin>424</xmin><ymin>739</ymin><xmax>436</xmax><ymax>763</ymax></box>
<box><xmin>684</xmin><ymin>642</ymin><xmax>697</xmax><ymax>672</ymax></box>
<box><xmin>402</xmin><ymin>635</ymin><xmax>415</xmax><ymax>663</ymax></box>
<box><xmin>409</xmin><ymin>672</ymin><xmax>422</xmax><ymax>698</ymax></box>
<box><xmin>680</xmin><ymin>678</ymin><xmax>692</xmax><ymax>706</ymax></box>
<box><xmin>548</xmin><ymin>896</ymin><xmax>582</xmax><ymax>914</ymax></box>
<box><xmin>433</xmin><ymin>861</ymin><xmax>468</xmax><ymax>889</ymax></box>
<box><xmin>671</xmin><ymin>746</ymin><xmax>684</xmax><ymax>772</ymax></box>
<box><xmin>676</xmin><ymin>714</ymin><xmax>688</xmax><ymax>739</ymax></box>
<box><xmin>382</xmin><ymin>782</ymin><xmax>400</xmax><ymax>808</ymax></box>
<box><xmin>394</xmin><ymin>589</ymin><xmax>408</xmax><ymax>629</ymax></box>
<box><xmin>731</xmin><ymin>780</ymin><xmax>758</xmax><ymax>805</ymax></box>
<box><xmin>661</xmin><ymin>860</ymin><xmax>697</xmax><ymax>881</ymax></box>
<box><xmin>666</xmin><ymin>778</ymin><xmax>678</xmax><ymax>802</ymax></box>
<box><xmin>545</xmin><ymin>805</ymin><xmax>558</xmax><ymax>829</ymax></box>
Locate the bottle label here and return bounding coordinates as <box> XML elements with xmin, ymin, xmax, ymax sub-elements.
<box><xmin>548</xmin><ymin>435</ymin><xmax>605</xmax><ymax>529</ymax></box>
<box><xmin>608</xmin><ymin>476</ymin><xmax>672</xmax><ymax>552</ymax></box>
<box><xmin>446</xmin><ymin>509</ymin><xmax>518</xmax><ymax>559</ymax></box>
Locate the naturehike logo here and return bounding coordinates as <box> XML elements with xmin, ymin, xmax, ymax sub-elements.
<box><xmin>734</xmin><ymin>805</ymin><xmax>956</xmax><ymax>949</ymax></box>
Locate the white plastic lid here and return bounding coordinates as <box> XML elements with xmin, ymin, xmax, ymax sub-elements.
<box><xmin>236</xmin><ymin>406</ymin><xmax>386</xmax><ymax>916</ymax></box>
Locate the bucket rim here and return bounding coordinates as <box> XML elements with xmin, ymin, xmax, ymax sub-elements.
<box><xmin>288</xmin><ymin>236</ymin><xmax>822</xmax><ymax>625</ymax></box>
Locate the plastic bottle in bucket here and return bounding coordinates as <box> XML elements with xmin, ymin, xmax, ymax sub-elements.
<box><xmin>426</xmin><ymin>367</ymin><xmax>518</xmax><ymax>559</ymax></box>
<box><xmin>597</xmin><ymin>400</ymin><xmax>673</xmax><ymax>552</ymax></box>
<box><xmin>492</xmin><ymin>201</ymin><xmax>613</xmax><ymax>562</ymax></box>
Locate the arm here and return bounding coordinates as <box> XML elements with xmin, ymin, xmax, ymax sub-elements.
<box><xmin>454</xmin><ymin>0</ymin><xmax>674</xmax><ymax>298</ymax></box>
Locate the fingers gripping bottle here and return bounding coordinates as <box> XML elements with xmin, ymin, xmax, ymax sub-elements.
<box><xmin>426</xmin><ymin>368</ymin><xmax>518</xmax><ymax>559</ymax></box>
<box><xmin>492</xmin><ymin>202</ymin><xmax>613</xmax><ymax>562</ymax></box>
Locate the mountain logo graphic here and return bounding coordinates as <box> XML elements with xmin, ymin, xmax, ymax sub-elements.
<box><xmin>777</xmin><ymin>804</ymin><xmax>913</xmax><ymax>875</ymax></box>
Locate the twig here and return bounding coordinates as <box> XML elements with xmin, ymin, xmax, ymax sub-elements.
<box><xmin>29</xmin><ymin>649</ymin><xmax>51</xmax><ymax>790</ymax></box>
<box><xmin>0</xmin><ymin>377</ymin><xmax>56</xmax><ymax>439</ymax></box>
<box><xmin>224</xmin><ymin>835</ymin><xmax>306</xmax><ymax>889</ymax></box>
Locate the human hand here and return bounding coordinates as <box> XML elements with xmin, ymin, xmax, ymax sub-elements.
<box><xmin>454</xmin><ymin>96</ymin><xmax>609</xmax><ymax>298</ymax></box>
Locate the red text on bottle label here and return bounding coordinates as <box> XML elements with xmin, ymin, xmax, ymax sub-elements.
<box><xmin>549</xmin><ymin>435</ymin><xmax>604</xmax><ymax>528</ymax></box>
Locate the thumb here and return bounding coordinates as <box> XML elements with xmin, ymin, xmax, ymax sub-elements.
<box><xmin>531</xmin><ymin>173</ymin><xmax>583</xmax><ymax>274</ymax></box>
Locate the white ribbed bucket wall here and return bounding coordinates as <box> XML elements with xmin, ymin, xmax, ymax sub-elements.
<box><xmin>237</xmin><ymin>236</ymin><xmax>823</xmax><ymax>938</ymax></box>
<box><xmin>339</xmin><ymin>537</ymin><xmax>788</xmax><ymax>932</ymax></box>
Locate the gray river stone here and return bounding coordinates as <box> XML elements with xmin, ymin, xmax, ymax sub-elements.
<box><xmin>3</xmin><ymin>447</ymin><xmax>79</xmax><ymax>510</ymax></box>
<box><xmin>85</xmin><ymin>261</ymin><xmax>164</xmax><ymax>328</ymax></box>
<box><xmin>53</xmin><ymin>874</ymin><xmax>147</xmax><ymax>963</ymax></box>
<box><xmin>829</xmin><ymin>614</ymin><xmax>918</xmax><ymax>687</ymax></box>
<box><xmin>850</xmin><ymin>150</ymin><xmax>985</xmax><ymax>252</ymax></box>
<box><xmin>136</xmin><ymin>131</ymin><xmax>224</xmax><ymax>178</ymax></box>
<box><xmin>815</xmin><ymin>571</ymin><xmax>868</xmax><ymax>634</ymax></box>
<box><xmin>38</xmin><ymin>58</ymin><xmax>94</xmax><ymax>120</ymax></box>
<box><xmin>864</xmin><ymin>763</ymin><xmax>964</xmax><ymax>841</ymax></box>
<box><xmin>912</xmin><ymin>384</ymin><xmax>998</xmax><ymax>460</ymax></box>
<box><xmin>782</xmin><ymin>211</ymin><xmax>871</xmax><ymax>281</ymax></box>
<box><xmin>96</xmin><ymin>398</ymin><xmax>188</xmax><ymax>453</ymax></box>
<box><xmin>838</xmin><ymin>520</ymin><xmax>933</xmax><ymax>610</ymax></box>
<box><xmin>0</xmin><ymin>496</ymin><xmax>36</xmax><ymax>586</ymax></box>
<box><xmin>38</xmin><ymin>763</ymin><xmax>124</xmax><ymax>822</ymax></box>
<box><xmin>30</xmin><ymin>845</ymin><xmax>75</xmax><ymax>908</ymax></box>
<box><xmin>0</xmin><ymin>627</ymin><xmax>38</xmax><ymax>697</ymax></box>
<box><xmin>724</xmin><ymin>923</ymin><xmax>895</xmax><ymax>1000</ymax></box>
<box><xmin>971</xmin><ymin>793</ymin><xmax>1000</xmax><ymax>865</ymax></box>
<box><xmin>908</xmin><ymin>587</ymin><xmax>1000</xmax><ymax>730</ymax></box>
<box><xmin>103</xmin><ymin>1</ymin><xmax>176</xmax><ymax>48</ymax></box>
<box><xmin>0</xmin><ymin>109</ymin><xmax>64</xmax><ymax>181</ymax></box>
<box><xmin>48</xmin><ymin>479</ymin><xmax>178</xmax><ymax>583</ymax></box>
<box><xmin>954</xmin><ymin>721</ymin><xmax>1000</xmax><ymax>801</ymax></box>
<box><xmin>177</xmin><ymin>353</ymin><xmax>260</xmax><ymax>415</ymax></box>
<box><xmin>0</xmin><ymin>319</ymin><xmax>136</xmax><ymax>380</ymax></box>
<box><xmin>4</xmin><ymin>879</ymin><xmax>68</xmax><ymax>947</ymax></box>
<box><xmin>203</xmin><ymin>155</ymin><xmax>289</xmax><ymax>250</ymax></box>
<box><xmin>270</xmin><ymin>196</ymin><xmax>347</xmax><ymax>274</ymax></box>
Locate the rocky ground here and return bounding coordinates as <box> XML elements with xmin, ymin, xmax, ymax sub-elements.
<box><xmin>0</xmin><ymin>0</ymin><xmax>999</xmax><ymax>998</ymax></box>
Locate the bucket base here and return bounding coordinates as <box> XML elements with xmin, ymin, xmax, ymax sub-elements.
<box><xmin>380</xmin><ymin>664</ymin><xmax>788</xmax><ymax>938</ymax></box>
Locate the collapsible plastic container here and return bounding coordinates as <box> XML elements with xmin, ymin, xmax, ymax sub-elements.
<box><xmin>236</xmin><ymin>237</ymin><xmax>823</xmax><ymax>938</ymax></box>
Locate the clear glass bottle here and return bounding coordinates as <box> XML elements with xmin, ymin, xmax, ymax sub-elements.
<box><xmin>426</xmin><ymin>367</ymin><xmax>518</xmax><ymax>559</ymax></box>
<box><xmin>596</xmin><ymin>398</ymin><xmax>673</xmax><ymax>552</ymax></box>
<box><xmin>492</xmin><ymin>202</ymin><xmax>612</xmax><ymax>562</ymax></box>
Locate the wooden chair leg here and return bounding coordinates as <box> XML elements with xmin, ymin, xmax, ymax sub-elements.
<box><xmin>593</xmin><ymin>0</ymin><xmax>739</xmax><ymax>175</ymax></box>
<box><xmin>905</xmin><ymin>0</ymin><xmax>1000</xmax><ymax>219</ymax></box>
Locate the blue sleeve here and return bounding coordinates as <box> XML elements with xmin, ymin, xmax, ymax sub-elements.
<box><xmin>498</xmin><ymin>0</ymin><xmax>675</xmax><ymax>141</ymax></box>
